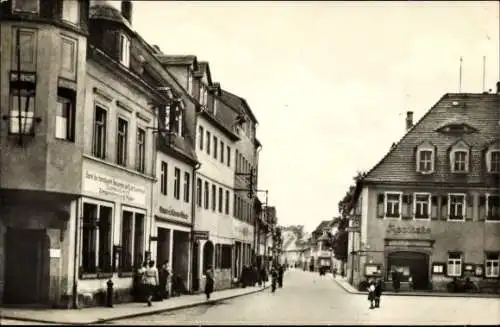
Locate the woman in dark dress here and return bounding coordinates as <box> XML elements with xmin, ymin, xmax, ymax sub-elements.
<box><xmin>374</xmin><ymin>278</ymin><xmax>383</xmax><ymax>308</ymax></box>
<box><xmin>205</xmin><ymin>266</ymin><xmax>214</xmax><ymax>300</ymax></box>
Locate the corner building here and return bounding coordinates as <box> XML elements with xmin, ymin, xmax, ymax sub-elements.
<box><xmin>349</xmin><ymin>88</ymin><xmax>500</xmax><ymax>293</ymax></box>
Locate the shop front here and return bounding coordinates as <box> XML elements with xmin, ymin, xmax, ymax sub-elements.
<box><xmin>77</xmin><ymin>163</ymin><xmax>152</xmax><ymax>306</ymax></box>
<box><xmin>233</xmin><ymin>220</ymin><xmax>254</xmax><ymax>280</ymax></box>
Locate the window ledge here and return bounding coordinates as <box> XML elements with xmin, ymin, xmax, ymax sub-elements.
<box><xmin>83</xmin><ymin>154</ymin><xmax>156</xmax><ymax>181</ymax></box>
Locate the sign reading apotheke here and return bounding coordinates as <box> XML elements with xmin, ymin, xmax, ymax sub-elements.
<box><xmin>83</xmin><ymin>170</ymin><xmax>147</xmax><ymax>206</ymax></box>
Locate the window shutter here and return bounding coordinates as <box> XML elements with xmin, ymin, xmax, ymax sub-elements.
<box><xmin>402</xmin><ymin>194</ymin><xmax>412</xmax><ymax>220</ymax></box>
<box><xmin>376</xmin><ymin>194</ymin><xmax>385</xmax><ymax>218</ymax></box>
<box><xmin>440</xmin><ymin>195</ymin><xmax>448</xmax><ymax>220</ymax></box>
<box><xmin>465</xmin><ymin>194</ymin><xmax>474</xmax><ymax>221</ymax></box>
<box><xmin>431</xmin><ymin>195</ymin><xmax>439</xmax><ymax>220</ymax></box>
<box><xmin>478</xmin><ymin>195</ymin><xmax>486</xmax><ymax>221</ymax></box>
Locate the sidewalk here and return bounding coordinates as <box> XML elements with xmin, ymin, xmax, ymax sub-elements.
<box><xmin>332</xmin><ymin>275</ymin><xmax>500</xmax><ymax>298</ymax></box>
<box><xmin>0</xmin><ymin>285</ymin><xmax>268</xmax><ymax>325</ymax></box>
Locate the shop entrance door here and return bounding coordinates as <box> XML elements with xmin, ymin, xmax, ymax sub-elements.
<box><xmin>388</xmin><ymin>251</ymin><xmax>429</xmax><ymax>290</ymax></box>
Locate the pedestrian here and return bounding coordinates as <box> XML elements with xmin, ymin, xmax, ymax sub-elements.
<box><xmin>367</xmin><ymin>279</ymin><xmax>376</xmax><ymax>309</ymax></box>
<box><xmin>374</xmin><ymin>278</ymin><xmax>383</xmax><ymax>308</ymax></box>
<box><xmin>143</xmin><ymin>260</ymin><xmax>159</xmax><ymax>306</ymax></box>
<box><xmin>332</xmin><ymin>267</ymin><xmax>337</xmax><ymax>278</ymax></box>
<box><xmin>158</xmin><ymin>260</ymin><xmax>170</xmax><ymax>299</ymax></box>
<box><xmin>278</xmin><ymin>264</ymin><xmax>284</xmax><ymax>288</ymax></box>
<box><xmin>270</xmin><ymin>266</ymin><xmax>278</xmax><ymax>292</ymax></box>
<box><xmin>205</xmin><ymin>266</ymin><xmax>214</xmax><ymax>300</ymax></box>
<box><xmin>260</xmin><ymin>266</ymin><xmax>268</xmax><ymax>288</ymax></box>
<box><xmin>408</xmin><ymin>275</ymin><xmax>414</xmax><ymax>291</ymax></box>
<box><xmin>391</xmin><ymin>269</ymin><xmax>400</xmax><ymax>292</ymax></box>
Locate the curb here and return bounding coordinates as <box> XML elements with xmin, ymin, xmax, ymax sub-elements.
<box><xmin>332</xmin><ymin>278</ymin><xmax>500</xmax><ymax>299</ymax></box>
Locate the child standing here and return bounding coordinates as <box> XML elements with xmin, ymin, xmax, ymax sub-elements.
<box><xmin>368</xmin><ymin>279</ymin><xmax>376</xmax><ymax>309</ymax></box>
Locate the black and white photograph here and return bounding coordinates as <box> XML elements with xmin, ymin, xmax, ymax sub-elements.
<box><xmin>0</xmin><ymin>0</ymin><xmax>499</xmax><ymax>325</ymax></box>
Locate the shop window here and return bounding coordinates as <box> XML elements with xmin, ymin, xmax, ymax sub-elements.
<box><xmin>220</xmin><ymin>140</ymin><xmax>224</xmax><ymax>163</ymax></box>
<box><xmin>135</xmin><ymin>127</ymin><xmax>146</xmax><ymax>173</ymax></box>
<box><xmin>12</xmin><ymin>0</ymin><xmax>39</xmax><ymax>13</ymax></box>
<box><xmin>384</xmin><ymin>192</ymin><xmax>402</xmax><ymax>218</ymax></box>
<box><xmin>204</xmin><ymin>181</ymin><xmax>209</xmax><ymax>209</ymax></box>
<box><xmin>213</xmin><ymin>135</ymin><xmax>218</xmax><ymax>160</ymax></box>
<box><xmin>448</xmin><ymin>193</ymin><xmax>466</xmax><ymax>221</ymax></box>
<box><xmin>119</xmin><ymin>211</ymin><xmax>145</xmax><ymax>273</ymax></box>
<box><xmin>211</xmin><ymin>184</ymin><xmax>216</xmax><ymax>211</ymax></box>
<box><xmin>81</xmin><ymin>202</ymin><xmax>113</xmax><ymax>275</ymax></box>
<box><xmin>225</xmin><ymin>190</ymin><xmax>230</xmax><ymax>215</ymax></box>
<box><xmin>116</xmin><ymin>117</ymin><xmax>128</xmax><ymax>166</ymax></box>
<box><xmin>447</xmin><ymin>253</ymin><xmax>462</xmax><ymax>277</ymax></box>
<box><xmin>414</xmin><ymin>193</ymin><xmax>431</xmax><ymax>219</ymax></box>
<box><xmin>227</xmin><ymin>146</ymin><xmax>231</xmax><ymax>167</ymax></box>
<box><xmin>198</xmin><ymin>125</ymin><xmax>204</xmax><ymax>150</ymax></box>
<box><xmin>9</xmin><ymin>81</ymin><xmax>36</xmax><ymax>135</ymax></box>
<box><xmin>218</xmin><ymin>187</ymin><xmax>223</xmax><ymax>213</ymax></box>
<box><xmin>160</xmin><ymin>162</ymin><xmax>168</xmax><ymax>195</ymax></box>
<box><xmin>118</xmin><ymin>33</ymin><xmax>130</xmax><ymax>68</ymax></box>
<box><xmin>183</xmin><ymin>172</ymin><xmax>190</xmax><ymax>203</ymax></box>
<box><xmin>221</xmin><ymin>245</ymin><xmax>232</xmax><ymax>269</ymax></box>
<box><xmin>196</xmin><ymin>178</ymin><xmax>202</xmax><ymax>207</ymax></box>
<box><xmin>486</xmin><ymin>150</ymin><xmax>500</xmax><ymax>173</ymax></box>
<box><xmin>486</xmin><ymin>194</ymin><xmax>499</xmax><ymax>222</ymax></box>
<box><xmin>485</xmin><ymin>253</ymin><xmax>499</xmax><ymax>278</ymax></box>
<box><xmin>174</xmin><ymin>167</ymin><xmax>180</xmax><ymax>200</ymax></box>
<box><xmin>206</xmin><ymin>131</ymin><xmax>211</xmax><ymax>155</ymax></box>
<box><xmin>61</xmin><ymin>0</ymin><xmax>80</xmax><ymax>25</ymax></box>
<box><xmin>92</xmin><ymin>105</ymin><xmax>107</xmax><ymax>159</ymax></box>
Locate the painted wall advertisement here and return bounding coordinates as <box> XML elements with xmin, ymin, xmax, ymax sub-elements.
<box><xmin>83</xmin><ymin>170</ymin><xmax>147</xmax><ymax>206</ymax></box>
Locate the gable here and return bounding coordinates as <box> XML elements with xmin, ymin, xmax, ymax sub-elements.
<box><xmin>363</xmin><ymin>93</ymin><xmax>500</xmax><ymax>184</ymax></box>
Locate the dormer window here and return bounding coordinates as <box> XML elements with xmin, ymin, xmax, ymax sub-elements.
<box><xmin>486</xmin><ymin>149</ymin><xmax>500</xmax><ymax>174</ymax></box>
<box><xmin>416</xmin><ymin>141</ymin><xmax>435</xmax><ymax>174</ymax></box>
<box><xmin>199</xmin><ymin>85</ymin><xmax>207</xmax><ymax>107</ymax></box>
<box><xmin>213</xmin><ymin>98</ymin><xmax>218</xmax><ymax>115</ymax></box>
<box><xmin>452</xmin><ymin>150</ymin><xmax>468</xmax><ymax>173</ymax></box>
<box><xmin>187</xmin><ymin>72</ymin><xmax>193</xmax><ymax>94</ymax></box>
<box><xmin>61</xmin><ymin>0</ymin><xmax>80</xmax><ymax>25</ymax></box>
<box><xmin>118</xmin><ymin>34</ymin><xmax>130</xmax><ymax>68</ymax></box>
<box><xmin>12</xmin><ymin>0</ymin><xmax>39</xmax><ymax>13</ymax></box>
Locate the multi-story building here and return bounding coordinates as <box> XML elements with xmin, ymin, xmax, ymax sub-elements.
<box><xmin>348</xmin><ymin>85</ymin><xmax>500</xmax><ymax>292</ymax></box>
<box><xmin>309</xmin><ymin>220</ymin><xmax>334</xmax><ymax>271</ymax></box>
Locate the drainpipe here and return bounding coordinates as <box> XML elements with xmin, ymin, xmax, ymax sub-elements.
<box><xmin>72</xmin><ymin>199</ymin><xmax>80</xmax><ymax>309</ymax></box>
<box><xmin>190</xmin><ymin>162</ymin><xmax>201</xmax><ymax>292</ymax></box>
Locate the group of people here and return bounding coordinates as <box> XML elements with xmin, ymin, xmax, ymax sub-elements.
<box><xmin>367</xmin><ymin>278</ymin><xmax>383</xmax><ymax>309</ymax></box>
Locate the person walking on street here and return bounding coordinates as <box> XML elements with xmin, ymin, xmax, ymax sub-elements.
<box><xmin>270</xmin><ymin>266</ymin><xmax>278</xmax><ymax>292</ymax></box>
<box><xmin>278</xmin><ymin>264</ymin><xmax>284</xmax><ymax>288</ymax></box>
<box><xmin>391</xmin><ymin>269</ymin><xmax>400</xmax><ymax>292</ymax></box>
<box><xmin>144</xmin><ymin>260</ymin><xmax>159</xmax><ymax>306</ymax></box>
<box><xmin>367</xmin><ymin>279</ymin><xmax>376</xmax><ymax>309</ymax></box>
<box><xmin>205</xmin><ymin>266</ymin><xmax>214</xmax><ymax>300</ymax></box>
<box><xmin>158</xmin><ymin>260</ymin><xmax>170</xmax><ymax>300</ymax></box>
<box><xmin>374</xmin><ymin>278</ymin><xmax>383</xmax><ymax>308</ymax></box>
<box><xmin>260</xmin><ymin>266</ymin><xmax>268</xmax><ymax>288</ymax></box>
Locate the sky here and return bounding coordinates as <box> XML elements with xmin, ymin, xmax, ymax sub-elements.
<box><xmin>109</xmin><ymin>1</ymin><xmax>499</xmax><ymax>232</ymax></box>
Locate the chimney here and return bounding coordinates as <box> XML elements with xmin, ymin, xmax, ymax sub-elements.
<box><xmin>496</xmin><ymin>81</ymin><xmax>500</xmax><ymax>94</ymax></box>
<box><xmin>121</xmin><ymin>0</ymin><xmax>132</xmax><ymax>24</ymax></box>
<box><xmin>406</xmin><ymin>111</ymin><xmax>414</xmax><ymax>131</ymax></box>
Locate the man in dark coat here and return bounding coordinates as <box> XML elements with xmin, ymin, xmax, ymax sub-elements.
<box><xmin>205</xmin><ymin>266</ymin><xmax>214</xmax><ymax>300</ymax></box>
<box><xmin>391</xmin><ymin>269</ymin><xmax>400</xmax><ymax>292</ymax></box>
<box><xmin>374</xmin><ymin>278</ymin><xmax>383</xmax><ymax>308</ymax></box>
<box><xmin>270</xmin><ymin>266</ymin><xmax>278</xmax><ymax>292</ymax></box>
<box><xmin>158</xmin><ymin>260</ymin><xmax>170</xmax><ymax>300</ymax></box>
<box><xmin>278</xmin><ymin>264</ymin><xmax>284</xmax><ymax>288</ymax></box>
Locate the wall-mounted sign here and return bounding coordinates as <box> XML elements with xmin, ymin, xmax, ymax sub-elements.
<box><xmin>387</xmin><ymin>223</ymin><xmax>431</xmax><ymax>235</ymax></box>
<box><xmin>159</xmin><ymin>206</ymin><xmax>188</xmax><ymax>219</ymax></box>
<box><xmin>385</xmin><ymin>239</ymin><xmax>432</xmax><ymax>248</ymax></box>
<box><xmin>364</xmin><ymin>264</ymin><xmax>381</xmax><ymax>276</ymax></box>
<box><xmin>83</xmin><ymin>170</ymin><xmax>146</xmax><ymax>206</ymax></box>
<box><xmin>193</xmin><ymin>231</ymin><xmax>209</xmax><ymax>241</ymax></box>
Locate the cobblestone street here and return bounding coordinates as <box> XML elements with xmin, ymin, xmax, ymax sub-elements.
<box><xmin>110</xmin><ymin>269</ymin><xmax>500</xmax><ymax>325</ymax></box>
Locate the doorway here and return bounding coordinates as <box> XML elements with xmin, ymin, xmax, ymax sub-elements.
<box><xmin>192</xmin><ymin>241</ymin><xmax>199</xmax><ymax>291</ymax></box>
<box><xmin>156</xmin><ymin>227</ymin><xmax>171</xmax><ymax>266</ymax></box>
<box><xmin>387</xmin><ymin>251</ymin><xmax>430</xmax><ymax>290</ymax></box>
<box><xmin>4</xmin><ymin>228</ymin><xmax>50</xmax><ymax>305</ymax></box>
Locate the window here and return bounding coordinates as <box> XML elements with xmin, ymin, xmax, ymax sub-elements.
<box><xmin>92</xmin><ymin>106</ymin><xmax>107</xmax><ymax>159</ymax></box>
<box><xmin>447</xmin><ymin>253</ymin><xmax>462</xmax><ymax>277</ymax></box>
<box><xmin>486</xmin><ymin>194</ymin><xmax>500</xmax><ymax>221</ymax></box>
<box><xmin>448</xmin><ymin>194</ymin><xmax>466</xmax><ymax>221</ymax></box>
<box><xmin>220</xmin><ymin>141</ymin><xmax>224</xmax><ymax>163</ymax></box>
<box><xmin>221</xmin><ymin>244</ymin><xmax>232</xmax><ymax>269</ymax></box>
<box><xmin>176</xmin><ymin>107</ymin><xmax>183</xmax><ymax>136</ymax></box>
<box><xmin>417</xmin><ymin>150</ymin><xmax>434</xmax><ymax>173</ymax></box>
<box><xmin>196</xmin><ymin>178</ymin><xmax>202</xmax><ymax>207</ymax></box>
<box><xmin>183</xmin><ymin>172</ymin><xmax>190</xmax><ymax>203</ymax></box>
<box><xmin>187</xmin><ymin>72</ymin><xmax>193</xmax><ymax>94</ymax></box>
<box><xmin>12</xmin><ymin>28</ymin><xmax>37</xmax><ymax>72</ymax></box>
<box><xmin>119</xmin><ymin>211</ymin><xmax>145</xmax><ymax>272</ymax></box>
<box><xmin>227</xmin><ymin>146</ymin><xmax>231</xmax><ymax>167</ymax></box>
<box><xmin>487</xmin><ymin>150</ymin><xmax>500</xmax><ymax>173</ymax></box>
<box><xmin>116</xmin><ymin>118</ymin><xmax>128</xmax><ymax>165</ymax></box>
<box><xmin>9</xmin><ymin>83</ymin><xmax>36</xmax><ymax>135</ymax></box>
<box><xmin>452</xmin><ymin>150</ymin><xmax>468</xmax><ymax>173</ymax></box>
<box><xmin>135</xmin><ymin>128</ymin><xmax>146</xmax><ymax>173</ymax></box>
<box><xmin>160</xmin><ymin>162</ymin><xmax>167</xmax><ymax>195</ymax></box>
<box><xmin>385</xmin><ymin>192</ymin><xmax>401</xmax><ymax>218</ymax></box>
<box><xmin>60</xmin><ymin>36</ymin><xmax>77</xmax><ymax>79</ymax></box>
<box><xmin>213</xmin><ymin>98</ymin><xmax>218</xmax><ymax>115</ymax></box>
<box><xmin>213</xmin><ymin>136</ymin><xmax>218</xmax><ymax>159</ymax></box>
<box><xmin>485</xmin><ymin>253</ymin><xmax>499</xmax><ymax>278</ymax></box>
<box><xmin>163</xmin><ymin>105</ymin><xmax>171</xmax><ymax>131</ymax></box>
<box><xmin>211</xmin><ymin>184</ymin><xmax>216</xmax><ymax>211</ymax></box>
<box><xmin>235</xmin><ymin>150</ymin><xmax>239</xmax><ymax>169</ymax></box>
<box><xmin>206</xmin><ymin>131</ymin><xmax>211</xmax><ymax>155</ymax></box>
<box><xmin>218</xmin><ymin>187</ymin><xmax>223</xmax><ymax>213</ymax></box>
<box><xmin>198</xmin><ymin>126</ymin><xmax>204</xmax><ymax>150</ymax></box>
<box><xmin>204</xmin><ymin>181</ymin><xmax>209</xmax><ymax>209</ymax></box>
<box><xmin>81</xmin><ymin>202</ymin><xmax>113</xmax><ymax>274</ymax></box>
<box><xmin>119</xmin><ymin>34</ymin><xmax>130</xmax><ymax>67</ymax></box>
<box><xmin>225</xmin><ymin>190</ymin><xmax>230</xmax><ymax>215</ymax></box>
<box><xmin>11</xmin><ymin>0</ymin><xmax>39</xmax><ymax>13</ymax></box>
<box><xmin>199</xmin><ymin>85</ymin><xmax>207</xmax><ymax>107</ymax></box>
<box><xmin>414</xmin><ymin>193</ymin><xmax>431</xmax><ymax>219</ymax></box>
<box><xmin>61</xmin><ymin>0</ymin><xmax>80</xmax><ymax>24</ymax></box>
<box><xmin>174</xmin><ymin>168</ymin><xmax>181</xmax><ymax>200</ymax></box>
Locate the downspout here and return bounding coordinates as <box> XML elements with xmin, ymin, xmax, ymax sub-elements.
<box><xmin>190</xmin><ymin>162</ymin><xmax>201</xmax><ymax>292</ymax></box>
<box><xmin>72</xmin><ymin>199</ymin><xmax>80</xmax><ymax>309</ymax></box>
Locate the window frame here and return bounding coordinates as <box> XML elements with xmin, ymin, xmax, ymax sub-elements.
<box><xmin>384</xmin><ymin>191</ymin><xmax>402</xmax><ymax>219</ymax></box>
<box><xmin>225</xmin><ymin>190</ymin><xmax>230</xmax><ymax>215</ymax></box>
<box><xmin>450</xmin><ymin>149</ymin><xmax>469</xmax><ymax>173</ymax></box>
<box><xmin>92</xmin><ymin>104</ymin><xmax>107</xmax><ymax>159</ymax></box>
<box><xmin>196</xmin><ymin>178</ymin><xmax>202</xmax><ymax>207</ymax></box>
<box><xmin>61</xmin><ymin>0</ymin><xmax>80</xmax><ymax>25</ymax></box>
<box><xmin>174</xmin><ymin>167</ymin><xmax>181</xmax><ymax>200</ymax></box>
<box><xmin>413</xmin><ymin>192</ymin><xmax>431</xmax><ymax>220</ymax></box>
<box><xmin>204</xmin><ymin>181</ymin><xmax>209</xmax><ymax>209</ymax></box>
<box><xmin>446</xmin><ymin>253</ymin><xmax>462</xmax><ymax>277</ymax></box>
<box><xmin>448</xmin><ymin>193</ymin><xmax>466</xmax><ymax>221</ymax></box>
<box><xmin>485</xmin><ymin>253</ymin><xmax>500</xmax><ymax>278</ymax></box>
<box><xmin>206</xmin><ymin>131</ymin><xmax>211</xmax><ymax>155</ymax></box>
<box><xmin>486</xmin><ymin>149</ymin><xmax>500</xmax><ymax>174</ymax></box>
<box><xmin>211</xmin><ymin>184</ymin><xmax>216</xmax><ymax>211</ymax></box>
<box><xmin>183</xmin><ymin>171</ymin><xmax>190</xmax><ymax>203</ymax></box>
<box><xmin>118</xmin><ymin>33</ymin><xmax>130</xmax><ymax>68</ymax></box>
<box><xmin>198</xmin><ymin>125</ymin><xmax>204</xmax><ymax>151</ymax></box>
<box><xmin>220</xmin><ymin>140</ymin><xmax>224</xmax><ymax>163</ymax></box>
<box><xmin>213</xmin><ymin>135</ymin><xmax>218</xmax><ymax>159</ymax></box>
<box><xmin>485</xmin><ymin>193</ymin><xmax>500</xmax><ymax>222</ymax></box>
<box><xmin>119</xmin><ymin>209</ymin><xmax>146</xmax><ymax>274</ymax></box>
<box><xmin>160</xmin><ymin>161</ymin><xmax>168</xmax><ymax>195</ymax></box>
<box><xmin>416</xmin><ymin>148</ymin><xmax>434</xmax><ymax>174</ymax></box>
<box><xmin>116</xmin><ymin>116</ymin><xmax>128</xmax><ymax>166</ymax></box>
<box><xmin>135</xmin><ymin>127</ymin><xmax>146</xmax><ymax>173</ymax></box>
<box><xmin>227</xmin><ymin>146</ymin><xmax>231</xmax><ymax>167</ymax></box>
<box><xmin>11</xmin><ymin>0</ymin><xmax>40</xmax><ymax>13</ymax></box>
<box><xmin>218</xmin><ymin>187</ymin><xmax>223</xmax><ymax>213</ymax></box>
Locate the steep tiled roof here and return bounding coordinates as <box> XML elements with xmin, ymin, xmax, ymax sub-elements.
<box><xmin>313</xmin><ymin>220</ymin><xmax>332</xmax><ymax>234</ymax></box>
<box><xmin>89</xmin><ymin>4</ymin><xmax>132</xmax><ymax>29</ymax></box>
<box><xmin>363</xmin><ymin>93</ymin><xmax>500</xmax><ymax>185</ymax></box>
<box><xmin>221</xmin><ymin>90</ymin><xmax>258</xmax><ymax>124</ymax></box>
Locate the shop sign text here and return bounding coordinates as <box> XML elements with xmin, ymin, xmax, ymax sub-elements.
<box><xmin>83</xmin><ymin>170</ymin><xmax>146</xmax><ymax>206</ymax></box>
<box><xmin>159</xmin><ymin>206</ymin><xmax>188</xmax><ymax>219</ymax></box>
<box><xmin>387</xmin><ymin>223</ymin><xmax>431</xmax><ymax>235</ymax></box>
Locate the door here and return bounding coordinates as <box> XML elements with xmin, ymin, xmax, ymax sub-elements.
<box><xmin>4</xmin><ymin>228</ymin><xmax>48</xmax><ymax>305</ymax></box>
<box><xmin>388</xmin><ymin>251</ymin><xmax>429</xmax><ymax>290</ymax></box>
<box><xmin>192</xmin><ymin>241</ymin><xmax>199</xmax><ymax>291</ymax></box>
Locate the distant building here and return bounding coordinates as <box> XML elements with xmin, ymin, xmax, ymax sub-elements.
<box><xmin>348</xmin><ymin>86</ymin><xmax>500</xmax><ymax>292</ymax></box>
<box><xmin>309</xmin><ymin>220</ymin><xmax>335</xmax><ymax>271</ymax></box>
